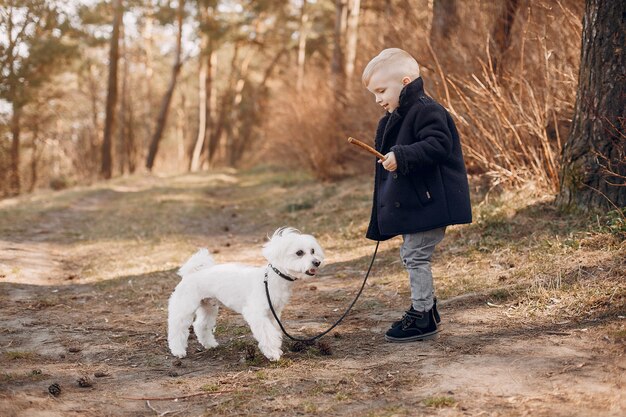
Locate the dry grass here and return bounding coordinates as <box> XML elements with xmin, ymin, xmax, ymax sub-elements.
<box><xmin>0</xmin><ymin>168</ymin><xmax>624</xmax><ymax>416</ymax></box>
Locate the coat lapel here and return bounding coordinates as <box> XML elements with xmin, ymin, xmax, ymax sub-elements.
<box><xmin>374</xmin><ymin>113</ymin><xmax>390</xmax><ymax>151</ymax></box>
<box><xmin>374</xmin><ymin>78</ymin><xmax>426</xmax><ymax>154</ymax></box>
<box><xmin>380</xmin><ymin>111</ymin><xmax>402</xmax><ymax>153</ymax></box>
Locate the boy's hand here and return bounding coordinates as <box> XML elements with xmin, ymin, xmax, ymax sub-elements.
<box><xmin>379</xmin><ymin>152</ymin><xmax>397</xmax><ymax>171</ymax></box>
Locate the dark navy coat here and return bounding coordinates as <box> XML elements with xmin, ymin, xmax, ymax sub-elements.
<box><xmin>366</xmin><ymin>77</ymin><xmax>472</xmax><ymax>241</ymax></box>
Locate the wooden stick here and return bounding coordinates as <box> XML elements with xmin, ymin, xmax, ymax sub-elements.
<box><xmin>347</xmin><ymin>137</ymin><xmax>386</xmax><ymax>160</ymax></box>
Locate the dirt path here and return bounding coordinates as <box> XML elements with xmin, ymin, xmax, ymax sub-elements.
<box><xmin>1</xmin><ymin>172</ymin><xmax>624</xmax><ymax>416</ymax></box>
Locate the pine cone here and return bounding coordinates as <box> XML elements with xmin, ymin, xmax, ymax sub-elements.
<box><xmin>245</xmin><ymin>345</ymin><xmax>257</xmax><ymax>361</ymax></box>
<box><xmin>316</xmin><ymin>340</ymin><xmax>332</xmax><ymax>356</ymax></box>
<box><xmin>289</xmin><ymin>341</ymin><xmax>307</xmax><ymax>352</ymax></box>
<box><xmin>48</xmin><ymin>383</ymin><xmax>61</xmax><ymax>397</ymax></box>
<box><xmin>77</xmin><ymin>376</ymin><xmax>92</xmax><ymax>388</ymax></box>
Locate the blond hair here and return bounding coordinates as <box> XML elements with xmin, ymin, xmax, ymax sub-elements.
<box><xmin>362</xmin><ymin>48</ymin><xmax>420</xmax><ymax>87</ymax></box>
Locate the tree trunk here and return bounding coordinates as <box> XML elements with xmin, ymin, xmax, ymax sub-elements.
<box><xmin>490</xmin><ymin>0</ymin><xmax>520</xmax><ymax>74</ymax></box>
<box><xmin>204</xmin><ymin>46</ymin><xmax>217</xmax><ymax>168</ymax></box>
<box><xmin>126</xmin><ymin>95</ymin><xmax>136</xmax><ymax>173</ymax></box>
<box><xmin>296</xmin><ymin>0</ymin><xmax>309</xmax><ymax>91</ymax></box>
<box><xmin>190</xmin><ymin>50</ymin><xmax>208</xmax><ymax>171</ymax></box>
<box><xmin>331</xmin><ymin>0</ymin><xmax>347</xmax><ymax>104</ymax></box>
<box><xmin>28</xmin><ymin>125</ymin><xmax>41</xmax><ymax>193</ymax></box>
<box><xmin>191</xmin><ymin>5</ymin><xmax>215</xmax><ymax>172</ymax></box>
<box><xmin>117</xmin><ymin>17</ymin><xmax>127</xmax><ymax>175</ymax></box>
<box><xmin>176</xmin><ymin>90</ymin><xmax>187</xmax><ymax>171</ymax></box>
<box><xmin>430</xmin><ymin>0</ymin><xmax>458</xmax><ymax>44</ymax></box>
<box><xmin>142</xmin><ymin>16</ymin><xmax>155</xmax><ymax>158</ymax></box>
<box><xmin>9</xmin><ymin>105</ymin><xmax>21</xmax><ymax>195</ymax></box>
<box><xmin>146</xmin><ymin>0</ymin><xmax>185</xmax><ymax>171</ymax></box>
<box><xmin>88</xmin><ymin>63</ymin><xmax>101</xmax><ymax>175</ymax></box>
<box><xmin>344</xmin><ymin>0</ymin><xmax>360</xmax><ymax>82</ymax></box>
<box><xmin>209</xmin><ymin>42</ymin><xmax>240</xmax><ymax>165</ymax></box>
<box><xmin>557</xmin><ymin>0</ymin><xmax>626</xmax><ymax>211</ymax></box>
<box><xmin>101</xmin><ymin>0</ymin><xmax>123</xmax><ymax>179</ymax></box>
<box><xmin>226</xmin><ymin>50</ymin><xmax>254</xmax><ymax>166</ymax></box>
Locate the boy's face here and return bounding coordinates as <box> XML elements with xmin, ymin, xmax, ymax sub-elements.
<box><xmin>366</xmin><ymin>68</ymin><xmax>411</xmax><ymax>113</ymax></box>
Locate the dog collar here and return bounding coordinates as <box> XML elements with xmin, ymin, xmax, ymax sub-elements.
<box><xmin>266</xmin><ymin>264</ymin><xmax>297</xmax><ymax>282</ymax></box>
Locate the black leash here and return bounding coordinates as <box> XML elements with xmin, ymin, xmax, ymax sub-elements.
<box><xmin>264</xmin><ymin>241</ymin><xmax>379</xmax><ymax>343</ymax></box>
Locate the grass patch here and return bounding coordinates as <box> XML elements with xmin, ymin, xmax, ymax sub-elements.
<box><xmin>4</xmin><ymin>351</ymin><xmax>36</xmax><ymax>360</ymax></box>
<box><xmin>301</xmin><ymin>401</ymin><xmax>318</xmax><ymax>414</ymax></box>
<box><xmin>0</xmin><ymin>370</ymin><xmax>46</xmax><ymax>383</ymax></box>
<box><xmin>423</xmin><ymin>396</ymin><xmax>456</xmax><ymax>408</ymax></box>
<box><xmin>610</xmin><ymin>329</ymin><xmax>626</xmax><ymax>343</ymax></box>
<box><xmin>200</xmin><ymin>383</ymin><xmax>221</xmax><ymax>392</ymax></box>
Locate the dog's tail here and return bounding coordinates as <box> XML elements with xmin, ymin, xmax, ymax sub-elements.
<box><xmin>177</xmin><ymin>248</ymin><xmax>215</xmax><ymax>278</ymax></box>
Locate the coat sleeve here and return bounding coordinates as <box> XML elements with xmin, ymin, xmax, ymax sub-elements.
<box><xmin>391</xmin><ymin>104</ymin><xmax>453</xmax><ymax>175</ymax></box>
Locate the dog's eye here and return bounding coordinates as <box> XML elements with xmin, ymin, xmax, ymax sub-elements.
<box><xmin>311</xmin><ymin>248</ymin><xmax>315</xmax><ymax>254</ymax></box>
<box><xmin>296</xmin><ymin>250</ymin><xmax>304</xmax><ymax>257</ymax></box>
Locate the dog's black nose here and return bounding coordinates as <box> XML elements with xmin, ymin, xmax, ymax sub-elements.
<box><xmin>312</xmin><ymin>260</ymin><xmax>321</xmax><ymax>267</ymax></box>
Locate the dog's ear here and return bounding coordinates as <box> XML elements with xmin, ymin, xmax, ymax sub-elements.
<box><xmin>315</xmin><ymin>242</ymin><xmax>325</xmax><ymax>261</ymax></box>
<box><xmin>271</xmin><ymin>226</ymin><xmax>300</xmax><ymax>238</ymax></box>
<box><xmin>262</xmin><ymin>237</ymin><xmax>280</xmax><ymax>263</ymax></box>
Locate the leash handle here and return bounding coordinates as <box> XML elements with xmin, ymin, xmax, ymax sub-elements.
<box><xmin>265</xmin><ymin>241</ymin><xmax>380</xmax><ymax>343</ymax></box>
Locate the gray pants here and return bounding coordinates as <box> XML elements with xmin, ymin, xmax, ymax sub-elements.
<box><xmin>400</xmin><ymin>227</ymin><xmax>446</xmax><ymax>312</ymax></box>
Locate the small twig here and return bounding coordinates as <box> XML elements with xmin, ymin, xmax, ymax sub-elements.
<box><xmin>122</xmin><ymin>389</ymin><xmax>238</xmax><ymax>401</ymax></box>
<box><xmin>546</xmin><ymin>331</ymin><xmax>571</xmax><ymax>336</ymax></box>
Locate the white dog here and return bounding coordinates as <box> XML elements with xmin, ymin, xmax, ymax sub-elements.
<box><xmin>167</xmin><ymin>227</ymin><xmax>324</xmax><ymax>361</ymax></box>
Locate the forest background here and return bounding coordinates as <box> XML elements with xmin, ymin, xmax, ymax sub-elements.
<box><xmin>2</xmin><ymin>0</ymin><xmax>615</xmax><ymax>203</ymax></box>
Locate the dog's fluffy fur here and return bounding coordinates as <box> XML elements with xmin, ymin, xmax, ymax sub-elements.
<box><xmin>167</xmin><ymin>227</ymin><xmax>324</xmax><ymax>361</ymax></box>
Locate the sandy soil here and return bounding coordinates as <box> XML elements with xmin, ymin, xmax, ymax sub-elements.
<box><xmin>0</xmin><ymin>173</ymin><xmax>624</xmax><ymax>416</ymax></box>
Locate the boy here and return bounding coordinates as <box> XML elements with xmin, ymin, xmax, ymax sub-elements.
<box><xmin>362</xmin><ymin>48</ymin><xmax>472</xmax><ymax>342</ymax></box>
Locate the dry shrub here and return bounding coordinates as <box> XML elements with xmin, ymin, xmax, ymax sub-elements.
<box><xmin>410</xmin><ymin>0</ymin><xmax>583</xmax><ymax>192</ymax></box>
<box><xmin>258</xmin><ymin>72</ymin><xmax>375</xmax><ymax>180</ymax></box>
<box><xmin>261</xmin><ymin>0</ymin><xmax>584</xmax><ymax>191</ymax></box>
<box><xmin>219</xmin><ymin>0</ymin><xmax>586</xmax><ymax>191</ymax></box>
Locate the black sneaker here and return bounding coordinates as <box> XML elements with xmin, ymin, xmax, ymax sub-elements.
<box><xmin>390</xmin><ymin>298</ymin><xmax>440</xmax><ymax>328</ymax></box>
<box><xmin>385</xmin><ymin>308</ymin><xmax>439</xmax><ymax>343</ymax></box>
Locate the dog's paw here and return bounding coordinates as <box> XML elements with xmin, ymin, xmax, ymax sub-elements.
<box><xmin>261</xmin><ymin>347</ymin><xmax>283</xmax><ymax>362</ymax></box>
<box><xmin>170</xmin><ymin>348</ymin><xmax>188</xmax><ymax>358</ymax></box>
<box><xmin>200</xmin><ymin>339</ymin><xmax>219</xmax><ymax>349</ymax></box>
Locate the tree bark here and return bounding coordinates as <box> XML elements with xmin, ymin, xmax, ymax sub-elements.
<box><xmin>296</xmin><ymin>0</ymin><xmax>309</xmax><ymax>91</ymax></box>
<box><xmin>9</xmin><ymin>105</ymin><xmax>21</xmax><ymax>195</ymax></box>
<box><xmin>101</xmin><ymin>0</ymin><xmax>123</xmax><ymax>179</ymax></box>
<box><xmin>87</xmin><ymin>63</ymin><xmax>101</xmax><ymax>175</ymax></box>
<box><xmin>226</xmin><ymin>49</ymin><xmax>254</xmax><ymax>166</ymax></box>
<box><xmin>28</xmin><ymin>124</ymin><xmax>41</xmax><ymax>193</ymax></box>
<box><xmin>190</xmin><ymin>4</ymin><xmax>215</xmax><ymax>172</ymax></box>
<box><xmin>209</xmin><ymin>42</ymin><xmax>240</xmax><ymax>164</ymax></box>
<box><xmin>344</xmin><ymin>0</ymin><xmax>361</xmax><ymax>82</ymax></box>
<box><xmin>176</xmin><ymin>90</ymin><xmax>187</xmax><ymax>171</ymax></box>
<box><xmin>557</xmin><ymin>0</ymin><xmax>626</xmax><ymax>211</ymax></box>
<box><xmin>117</xmin><ymin>16</ymin><xmax>127</xmax><ymax>175</ymax></box>
<box><xmin>190</xmin><ymin>48</ymin><xmax>208</xmax><ymax>171</ymax></box>
<box><xmin>331</xmin><ymin>0</ymin><xmax>347</xmax><ymax>104</ymax></box>
<box><xmin>126</xmin><ymin>95</ymin><xmax>137</xmax><ymax>173</ymax></box>
<box><xmin>490</xmin><ymin>0</ymin><xmax>520</xmax><ymax>74</ymax></box>
<box><xmin>205</xmin><ymin>47</ymin><xmax>217</xmax><ymax>167</ymax></box>
<box><xmin>146</xmin><ymin>0</ymin><xmax>185</xmax><ymax>171</ymax></box>
<box><xmin>430</xmin><ymin>0</ymin><xmax>459</xmax><ymax>44</ymax></box>
<box><xmin>142</xmin><ymin>16</ymin><xmax>155</xmax><ymax>158</ymax></box>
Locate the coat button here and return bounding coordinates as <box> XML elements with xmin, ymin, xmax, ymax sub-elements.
<box><xmin>394</xmin><ymin>202</ymin><xmax>401</xmax><ymax>208</ymax></box>
<box><xmin>392</xmin><ymin>173</ymin><xmax>398</xmax><ymax>179</ymax></box>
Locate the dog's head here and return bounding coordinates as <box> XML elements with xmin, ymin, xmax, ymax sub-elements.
<box><xmin>262</xmin><ymin>227</ymin><xmax>325</xmax><ymax>280</ymax></box>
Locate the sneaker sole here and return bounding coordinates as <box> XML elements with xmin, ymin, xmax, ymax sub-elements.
<box><xmin>384</xmin><ymin>329</ymin><xmax>439</xmax><ymax>343</ymax></box>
